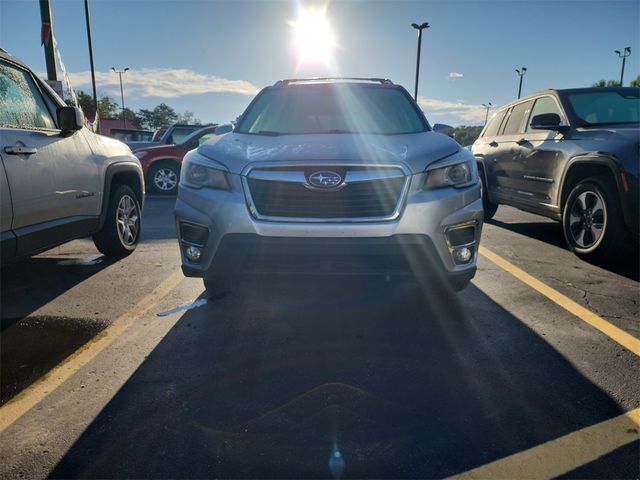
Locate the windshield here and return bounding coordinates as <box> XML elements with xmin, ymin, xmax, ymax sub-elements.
<box><xmin>236</xmin><ymin>84</ymin><xmax>427</xmax><ymax>135</ymax></box>
<box><xmin>568</xmin><ymin>90</ymin><xmax>640</xmax><ymax>126</ymax></box>
<box><xmin>178</xmin><ymin>127</ymin><xmax>209</xmax><ymax>145</ymax></box>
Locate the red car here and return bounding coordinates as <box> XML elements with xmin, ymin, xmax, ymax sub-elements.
<box><xmin>133</xmin><ymin>125</ymin><xmax>218</xmax><ymax>194</ymax></box>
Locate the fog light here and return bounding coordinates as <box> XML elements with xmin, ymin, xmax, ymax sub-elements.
<box><xmin>453</xmin><ymin>247</ymin><xmax>472</xmax><ymax>264</ymax></box>
<box><xmin>185</xmin><ymin>245</ymin><xmax>202</xmax><ymax>262</ymax></box>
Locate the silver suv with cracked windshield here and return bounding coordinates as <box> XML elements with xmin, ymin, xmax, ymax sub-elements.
<box><xmin>174</xmin><ymin>78</ymin><xmax>483</xmax><ymax>292</ymax></box>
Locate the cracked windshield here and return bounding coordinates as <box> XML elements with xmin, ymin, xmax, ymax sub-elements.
<box><xmin>0</xmin><ymin>1</ymin><xmax>639</xmax><ymax>479</ymax></box>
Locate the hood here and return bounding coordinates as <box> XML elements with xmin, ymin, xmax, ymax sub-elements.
<box><xmin>132</xmin><ymin>143</ymin><xmax>178</xmax><ymax>155</ymax></box>
<box><xmin>197</xmin><ymin>131</ymin><xmax>461</xmax><ymax>174</ymax></box>
<box><xmin>574</xmin><ymin>124</ymin><xmax>640</xmax><ymax>142</ymax></box>
<box><xmin>128</xmin><ymin>140</ymin><xmax>163</xmax><ymax>150</ymax></box>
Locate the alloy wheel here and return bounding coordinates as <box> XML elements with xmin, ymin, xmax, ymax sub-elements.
<box><xmin>116</xmin><ymin>194</ymin><xmax>139</xmax><ymax>246</ymax></box>
<box><xmin>568</xmin><ymin>190</ymin><xmax>606</xmax><ymax>249</ymax></box>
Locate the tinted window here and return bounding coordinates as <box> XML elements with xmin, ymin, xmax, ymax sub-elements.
<box><xmin>0</xmin><ymin>60</ymin><xmax>56</xmax><ymax>129</ymax></box>
<box><xmin>568</xmin><ymin>91</ymin><xmax>640</xmax><ymax>125</ymax></box>
<box><xmin>501</xmin><ymin>101</ymin><xmax>531</xmax><ymax>136</ymax></box>
<box><xmin>198</xmin><ymin>133</ymin><xmax>216</xmax><ymax>145</ymax></box>
<box><xmin>525</xmin><ymin>97</ymin><xmax>564</xmax><ymax>132</ymax></box>
<box><xmin>483</xmin><ymin>110</ymin><xmax>506</xmax><ymax>137</ymax></box>
<box><xmin>237</xmin><ymin>84</ymin><xmax>426</xmax><ymax>135</ymax></box>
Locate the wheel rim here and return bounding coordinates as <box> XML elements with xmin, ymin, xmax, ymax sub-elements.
<box><xmin>153</xmin><ymin>167</ymin><xmax>178</xmax><ymax>191</ymax></box>
<box><xmin>116</xmin><ymin>194</ymin><xmax>139</xmax><ymax>246</ymax></box>
<box><xmin>568</xmin><ymin>190</ymin><xmax>606</xmax><ymax>249</ymax></box>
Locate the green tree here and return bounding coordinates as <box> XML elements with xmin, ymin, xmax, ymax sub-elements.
<box><xmin>137</xmin><ymin>103</ymin><xmax>179</xmax><ymax>129</ymax></box>
<box><xmin>176</xmin><ymin>110</ymin><xmax>202</xmax><ymax>125</ymax></box>
<box><xmin>453</xmin><ymin>125</ymin><xmax>483</xmax><ymax>146</ymax></box>
<box><xmin>75</xmin><ymin>90</ymin><xmax>119</xmax><ymax>119</ymax></box>
<box><xmin>117</xmin><ymin>108</ymin><xmax>142</xmax><ymax>129</ymax></box>
<box><xmin>592</xmin><ymin>79</ymin><xmax>621</xmax><ymax>87</ymax></box>
<box><xmin>630</xmin><ymin>75</ymin><xmax>640</xmax><ymax>87</ymax></box>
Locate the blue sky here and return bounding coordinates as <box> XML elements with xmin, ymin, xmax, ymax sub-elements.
<box><xmin>1</xmin><ymin>0</ymin><xmax>638</xmax><ymax>126</ymax></box>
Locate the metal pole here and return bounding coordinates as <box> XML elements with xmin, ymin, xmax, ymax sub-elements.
<box><xmin>118</xmin><ymin>72</ymin><xmax>126</xmax><ymax>128</ymax></box>
<box><xmin>412</xmin><ymin>22</ymin><xmax>429</xmax><ymax>102</ymax></box>
<box><xmin>516</xmin><ymin>67</ymin><xmax>527</xmax><ymax>99</ymax></box>
<box><xmin>83</xmin><ymin>0</ymin><xmax>99</xmax><ymax>131</ymax></box>
<box><xmin>483</xmin><ymin>103</ymin><xmax>492</xmax><ymax>124</ymax></box>
<box><xmin>38</xmin><ymin>0</ymin><xmax>57</xmax><ymax>81</ymax></box>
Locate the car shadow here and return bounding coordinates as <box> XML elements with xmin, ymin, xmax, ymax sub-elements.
<box><xmin>50</xmin><ymin>273</ymin><xmax>637</xmax><ymax>479</ymax></box>
<box><xmin>489</xmin><ymin>219</ymin><xmax>639</xmax><ymax>281</ymax></box>
<box><xmin>0</xmin><ymin>254</ymin><xmax>116</xmax><ymax>404</ymax></box>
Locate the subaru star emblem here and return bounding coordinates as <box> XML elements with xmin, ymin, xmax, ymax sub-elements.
<box><xmin>308</xmin><ymin>171</ymin><xmax>342</xmax><ymax>188</ymax></box>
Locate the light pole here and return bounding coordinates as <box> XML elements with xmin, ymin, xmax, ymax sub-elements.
<box><xmin>482</xmin><ymin>102</ymin><xmax>492</xmax><ymax>124</ymax></box>
<box><xmin>83</xmin><ymin>0</ymin><xmax>98</xmax><ymax>131</ymax></box>
<box><xmin>112</xmin><ymin>67</ymin><xmax>129</xmax><ymax>128</ymax></box>
<box><xmin>411</xmin><ymin>22</ymin><xmax>430</xmax><ymax>102</ymax></box>
<box><xmin>615</xmin><ymin>47</ymin><xmax>631</xmax><ymax>86</ymax></box>
<box><xmin>515</xmin><ymin>67</ymin><xmax>527</xmax><ymax>99</ymax></box>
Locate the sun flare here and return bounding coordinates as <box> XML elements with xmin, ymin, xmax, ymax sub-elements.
<box><xmin>290</xmin><ymin>6</ymin><xmax>337</xmax><ymax>64</ymax></box>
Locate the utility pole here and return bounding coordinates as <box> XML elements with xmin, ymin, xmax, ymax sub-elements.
<box><xmin>38</xmin><ymin>0</ymin><xmax>57</xmax><ymax>81</ymax></box>
<box><xmin>482</xmin><ymin>102</ymin><xmax>492</xmax><ymax>124</ymax></box>
<box><xmin>83</xmin><ymin>0</ymin><xmax>99</xmax><ymax>131</ymax></box>
<box><xmin>615</xmin><ymin>47</ymin><xmax>631</xmax><ymax>86</ymax></box>
<box><xmin>516</xmin><ymin>67</ymin><xmax>527</xmax><ymax>99</ymax></box>
<box><xmin>112</xmin><ymin>67</ymin><xmax>129</xmax><ymax>128</ymax></box>
<box><xmin>411</xmin><ymin>22</ymin><xmax>430</xmax><ymax>102</ymax></box>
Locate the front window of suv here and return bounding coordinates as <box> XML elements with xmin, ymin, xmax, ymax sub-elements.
<box><xmin>236</xmin><ymin>84</ymin><xmax>427</xmax><ymax>135</ymax></box>
<box><xmin>568</xmin><ymin>90</ymin><xmax>640</xmax><ymax>126</ymax></box>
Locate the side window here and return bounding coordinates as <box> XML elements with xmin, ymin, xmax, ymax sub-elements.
<box><xmin>501</xmin><ymin>101</ymin><xmax>532</xmax><ymax>136</ymax></box>
<box><xmin>483</xmin><ymin>110</ymin><xmax>507</xmax><ymax>137</ymax></box>
<box><xmin>0</xmin><ymin>60</ymin><xmax>57</xmax><ymax>130</ymax></box>
<box><xmin>171</xmin><ymin>128</ymin><xmax>196</xmax><ymax>144</ymax></box>
<box><xmin>525</xmin><ymin>96</ymin><xmax>564</xmax><ymax>132</ymax></box>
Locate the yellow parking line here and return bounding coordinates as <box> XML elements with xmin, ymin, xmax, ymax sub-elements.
<box><xmin>0</xmin><ymin>270</ymin><xmax>185</xmax><ymax>433</ymax></box>
<box><xmin>479</xmin><ymin>246</ymin><xmax>640</xmax><ymax>357</ymax></box>
<box><xmin>449</xmin><ymin>408</ymin><xmax>640</xmax><ymax>479</ymax></box>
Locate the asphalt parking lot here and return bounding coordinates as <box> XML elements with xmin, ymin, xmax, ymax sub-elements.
<box><xmin>1</xmin><ymin>196</ymin><xmax>638</xmax><ymax>479</ymax></box>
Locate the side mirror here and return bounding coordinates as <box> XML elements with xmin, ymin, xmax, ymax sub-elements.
<box><xmin>433</xmin><ymin>123</ymin><xmax>455</xmax><ymax>137</ymax></box>
<box><xmin>58</xmin><ymin>106</ymin><xmax>83</xmax><ymax>133</ymax></box>
<box><xmin>530</xmin><ymin>113</ymin><xmax>569</xmax><ymax>133</ymax></box>
<box><xmin>214</xmin><ymin>124</ymin><xmax>233</xmax><ymax>135</ymax></box>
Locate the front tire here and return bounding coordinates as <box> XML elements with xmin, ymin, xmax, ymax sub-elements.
<box><xmin>149</xmin><ymin>162</ymin><xmax>180</xmax><ymax>194</ymax></box>
<box><xmin>562</xmin><ymin>176</ymin><xmax>627</xmax><ymax>260</ymax></box>
<box><xmin>93</xmin><ymin>185</ymin><xmax>141</xmax><ymax>257</ymax></box>
<box><xmin>479</xmin><ymin>167</ymin><xmax>498</xmax><ymax>220</ymax></box>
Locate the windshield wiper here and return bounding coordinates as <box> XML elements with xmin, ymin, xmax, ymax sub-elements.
<box><xmin>323</xmin><ymin>129</ymin><xmax>356</xmax><ymax>134</ymax></box>
<box><xmin>254</xmin><ymin>130</ymin><xmax>285</xmax><ymax>136</ymax></box>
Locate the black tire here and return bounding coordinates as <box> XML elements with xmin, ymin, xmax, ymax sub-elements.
<box><xmin>93</xmin><ymin>184</ymin><xmax>141</xmax><ymax>257</ymax></box>
<box><xmin>149</xmin><ymin>162</ymin><xmax>180</xmax><ymax>194</ymax></box>
<box><xmin>562</xmin><ymin>176</ymin><xmax>628</xmax><ymax>260</ymax></box>
<box><xmin>479</xmin><ymin>167</ymin><xmax>498</xmax><ymax>220</ymax></box>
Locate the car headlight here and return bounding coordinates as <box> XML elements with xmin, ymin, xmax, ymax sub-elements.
<box><xmin>182</xmin><ymin>161</ymin><xmax>230</xmax><ymax>190</ymax></box>
<box><xmin>424</xmin><ymin>156</ymin><xmax>477</xmax><ymax>189</ymax></box>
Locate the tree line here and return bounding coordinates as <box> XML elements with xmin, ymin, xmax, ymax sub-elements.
<box><xmin>75</xmin><ymin>90</ymin><xmax>202</xmax><ymax>130</ymax></box>
<box><xmin>592</xmin><ymin>74</ymin><xmax>640</xmax><ymax>88</ymax></box>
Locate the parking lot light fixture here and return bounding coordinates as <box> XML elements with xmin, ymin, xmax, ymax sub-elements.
<box><xmin>516</xmin><ymin>67</ymin><xmax>527</xmax><ymax>99</ymax></box>
<box><xmin>411</xmin><ymin>22</ymin><xmax>430</xmax><ymax>102</ymax></box>
<box><xmin>482</xmin><ymin>102</ymin><xmax>492</xmax><ymax>124</ymax></box>
<box><xmin>112</xmin><ymin>67</ymin><xmax>129</xmax><ymax>128</ymax></box>
<box><xmin>615</xmin><ymin>47</ymin><xmax>631</xmax><ymax>86</ymax></box>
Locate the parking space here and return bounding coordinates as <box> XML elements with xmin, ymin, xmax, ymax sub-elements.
<box><xmin>0</xmin><ymin>197</ymin><xmax>638</xmax><ymax>478</ymax></box>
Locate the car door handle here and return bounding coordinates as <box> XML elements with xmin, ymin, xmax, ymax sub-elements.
<box><xmin>4</xmin><ymin>146</ymin><xmax>37</xmax><ymax>155</ymax></box>
<box><xmin>489</xmin><ymin>141</ymin><xmax>498</xmax><ymax>147</ymax></box>
<box><xmin>516</xmin><ymin>138</ymin><xmax>528</xmax><ymax>146</ymax></box>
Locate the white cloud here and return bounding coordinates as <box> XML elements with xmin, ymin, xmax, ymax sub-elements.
<box><xmin>448</xmin><ymin>71</ymin><xmax>464</xmax><ymax>79</ymax></box>
<box><xmin>417</xmin><ymin>96</ymin><xmax>486</xmax><ymax>123</ymax></box>
<box><xmin>57</xmin><ymin>68</ymin><xmax>260</xmax><ymax>99</ymax></box>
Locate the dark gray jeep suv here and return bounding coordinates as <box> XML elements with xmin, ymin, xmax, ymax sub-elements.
<box><xmin>472</xmin><ymin>87</ymin><xmax>639</xmax><ymax>259</ymax></box>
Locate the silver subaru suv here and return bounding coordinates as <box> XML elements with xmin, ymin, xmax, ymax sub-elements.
<box><xmin>175</xmin><ymin>78</ymin><xmax>483</xmax><ymax>292</ymax></box>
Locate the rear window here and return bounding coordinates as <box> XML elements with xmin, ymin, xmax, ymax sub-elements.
<box><xmin>568</xmin><ymin>90</ymin><xmax>640</xmax><ymax>126</ymax></box>
<box><xmin>236</xmin><ymin>84</ymin><xmax>427</xmax><ymax>135</ymax></box>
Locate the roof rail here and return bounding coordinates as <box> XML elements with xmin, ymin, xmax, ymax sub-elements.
<box><xmin>274</xmin><ymin>77</ymin><xmax>394</xmax><ymax>86</ymax></box>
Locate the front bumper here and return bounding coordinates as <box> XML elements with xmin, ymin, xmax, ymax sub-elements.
<box><xmin>174</xmin><ymin>175</ymin><xmax>484</xmax><ymax>280</ymax></box>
